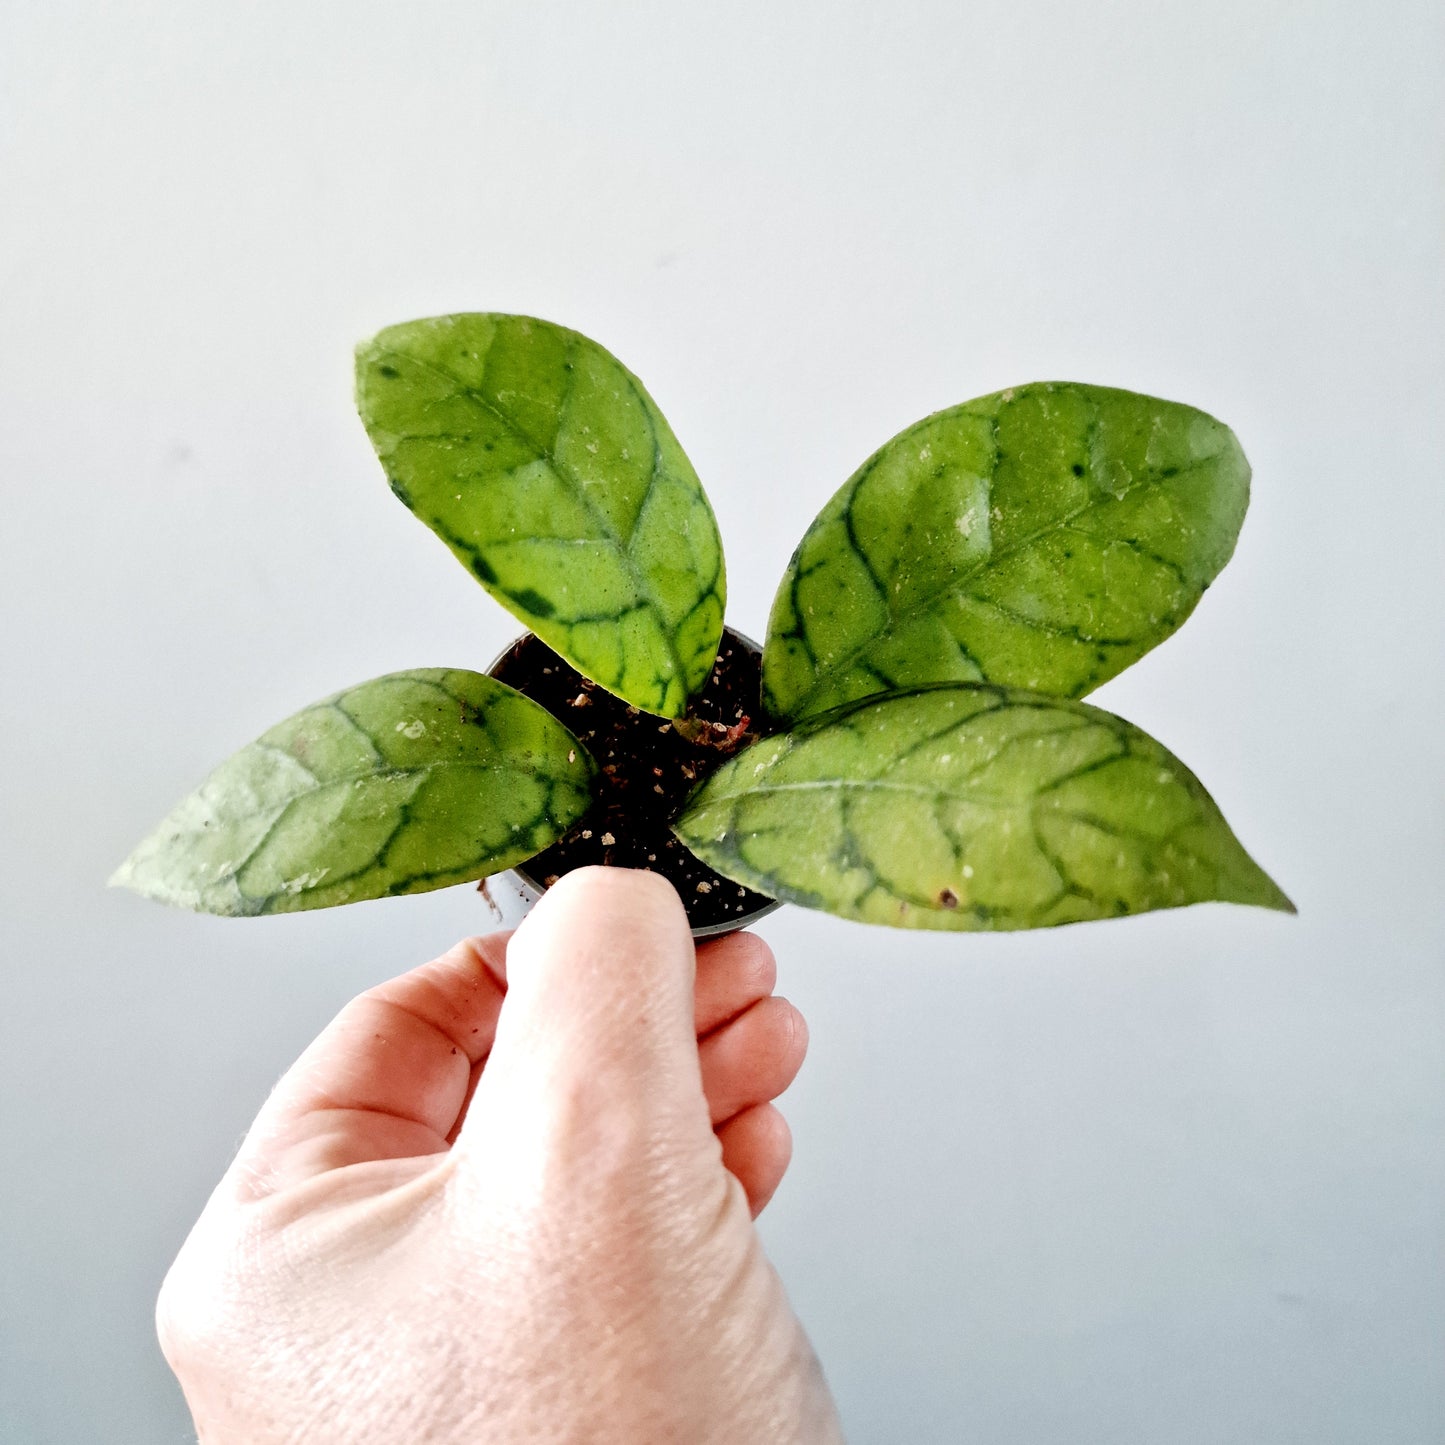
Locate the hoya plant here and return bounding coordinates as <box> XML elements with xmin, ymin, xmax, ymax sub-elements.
<box><xmin>113</xmin><ymin>313</ymin><xmax>1292</xmax><ymax>933</ymax></box>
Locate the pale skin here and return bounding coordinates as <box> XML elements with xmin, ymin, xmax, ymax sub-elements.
<box><xmin>157</xmin><ymin>866</ymin><xmax>844</xmax><ymax>1443</ymax></box>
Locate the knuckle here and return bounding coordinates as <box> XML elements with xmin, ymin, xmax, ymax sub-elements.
<box><xmin>155</xmin><ymin>1251</ymin><xmax>218</xmax><ymax>1373</ymax></box>
<box><xmin>739</xmin><ymin>939</ymin><xmax>778</xmax><ymax>995</ymax></box>
<box><xmin>154</xmin><ymin>1222</ymin><xmax>257</xmax><ymax>1378</ymax></box>
<box><xmin>769</xmin><ymin>997</ymin><xmax>808</xmax><ymax>1058</ymax></box>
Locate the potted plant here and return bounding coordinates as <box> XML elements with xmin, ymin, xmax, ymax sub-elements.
<box><xmin>113</xmin><ymin>313</ymin><xmax>1292</xmax><ymax>935</ymax></box>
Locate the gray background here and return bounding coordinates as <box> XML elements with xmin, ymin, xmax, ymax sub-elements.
<box><xmin>2</xmin><ymin>2</ymin><xmax>1441</xmax><ymax>1441</ymax></box>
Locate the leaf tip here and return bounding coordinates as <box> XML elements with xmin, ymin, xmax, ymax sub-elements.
<box><xmin>1265</xmin><ymin>881</ymin><xmax>1298</xmax><ymax>915</ymax></box>
<box><xmin>1228</xmin><ymin>855</ymin><xmax>1297</xmax><ymax>916</ymax></box>
<box><xmin>106</xmin><ymin>850</ymin><xmax>172</xmax><ymax>906</ymax></box>
<box><xmin>107</xmin><ymin>838</ymin><xmax>154</xmax><ymax>893</ymax></box>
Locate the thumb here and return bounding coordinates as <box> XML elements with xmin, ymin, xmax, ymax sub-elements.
<box><xmin>461</xmin><ymin>866</ymin><xmax>713</xmax><ymax>1157</ymax></box>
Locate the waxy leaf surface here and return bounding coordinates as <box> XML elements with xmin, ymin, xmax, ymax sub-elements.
<box><xmin>763</xmin><ymin>383</ymin><xmax>1250</xmax><ymax>722</ymax></box>
<box><xmin>112</xmin><ymin>670</ymin><xmax>594</xmax><ymax>915</ymax></box>
<box><xmin>357</xmin><ymin>314</ymin><xmax>725</xmax><ymax>716</ymax></box>
<box><xmin>675</xmin><ymin>684</ymin><xmax>1292</xmax><ymax>931</ymax></box>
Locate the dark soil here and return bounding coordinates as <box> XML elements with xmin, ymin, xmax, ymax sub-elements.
<box><xmin>489</xmin><ymin>628</ymin><xmax>779</xmax><ymax>929</ymax></box>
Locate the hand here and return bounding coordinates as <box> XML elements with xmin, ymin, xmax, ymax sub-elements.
<box><xmin>157</xmin><ymin>866</ymin><xmax>843</xmax><ymax>1443</ymax></box>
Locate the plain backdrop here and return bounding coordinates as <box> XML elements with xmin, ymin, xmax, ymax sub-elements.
<box><xmin>2</xmin><ymin>3</ymin><xmax>1442</xmax><ymax>1441</ymax></box>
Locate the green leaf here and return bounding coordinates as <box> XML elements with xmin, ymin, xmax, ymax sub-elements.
<box><xmin>763</xmin><ymin>383</ymin><xmax>1251</xmax><ymax>723</ymax></box>
<box><xmin>356</xmin><ymin>314</ymin><xmax>726</xmax><ymax>717</ymax></box>
<box><xmin>675</xmin><ymin>684</ymin><xmax>1292</xmax><ymax>931</ymax></box>
<box><xmin>111</xmin><ymin>670</ymin><xmax>595</xmax><ymax>916</ymax></box>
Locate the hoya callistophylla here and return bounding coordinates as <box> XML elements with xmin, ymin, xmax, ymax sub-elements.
<box><xmin>762</xmin><ymin>383</ymin><xmax>1251</xmax><ymax>724</ymax></box>
<box><xmin>113</xmin><ymin>672</ymin><xmax>594</xmax><ymax>916</ymax></box>
<box><xmin>356</xmin><ymin>314</ymin><xmax>725</xmax><ymax>718</ymax></box>
<box><xmin>675</xmin><ymin>380</ymin><xmax>1289</xmax><ymax>929</ymax></box>
<box><xmin>115</xmin><ymin>315</ymin><xmax>1290</xmax><ymax>928</ymax></box>
<box><xmin>674</xmin><ymin>685</ymin><xmax>1292</xmax><ymax>932</ymax></box>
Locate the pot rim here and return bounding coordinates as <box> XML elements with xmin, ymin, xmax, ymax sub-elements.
<box><xmin>486</xmin><ymin>625</ymin><xmax>783</xmax><ymax>939</ymax></box>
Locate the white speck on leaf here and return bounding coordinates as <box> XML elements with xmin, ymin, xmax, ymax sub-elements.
<box><xmin>280</xmin><ymin>867</ymin><xmax>330</xmax><ymax>894</ymax></box>
<box><xmin>396</xmin><ymin>719</ymin><xmax>427</xmax><ymax>739</ymax></box>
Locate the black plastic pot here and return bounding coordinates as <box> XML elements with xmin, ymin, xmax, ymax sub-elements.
<box><xmin>484</xmin><ymin>626</ymin><xmax>781</xmax><ymax>940</ymax></box>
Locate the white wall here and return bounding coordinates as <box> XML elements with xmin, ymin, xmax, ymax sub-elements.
<box><xmin>2</xmin><ymin>3</ymin><xmax>1441</xmax><ymax>1440</ymax></box>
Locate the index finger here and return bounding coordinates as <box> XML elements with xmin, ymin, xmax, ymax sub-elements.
<box><xmin>231</xmin><ymin>933</ymin><xmax>510</xmax><ymax>1198</ymax></box>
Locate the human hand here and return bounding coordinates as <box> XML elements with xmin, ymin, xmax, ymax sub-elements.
<box><xmin>157</xmin><ymin>866</ymin><xmax>843</xmax><ymax>1443</ymax></box>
